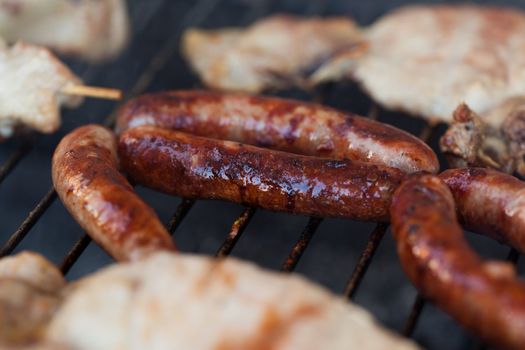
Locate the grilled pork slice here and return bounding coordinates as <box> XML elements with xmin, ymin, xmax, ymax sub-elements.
<box><xmin>182</xmin><ymin>15</ymin><xmax>362</xmax><ymax>93</ymax></box>
<box><xmin>0</xmin><ymin>0</ymin><xmax>130</xmax><ymax>62</ymax></box>
<box><xmin>0</xmin><ymin>252</ymin><xmax>65</xmax><ymax>348</ymax></box>
<box><xmin>312</xmin><ymin>5</ymin><xmax>525</xmax><ymax>124</ymax></box>
<box><xmin>47</xmin><ymin>252</ymin><xmax>420</xmax><ymax>350</ymax></box>
<box><xmin>0</xmin><ymin>40</ymin><xmax>82</xmax><ymax>138</ymax></box>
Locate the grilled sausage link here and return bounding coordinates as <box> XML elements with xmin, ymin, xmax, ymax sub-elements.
<box><xmin>391</xmin><ymin>173</ymin><xmax>525</xmax><ymax>350</ymax></box>
<box><xmin>116</xmin><ymin>90</ymin><xmax>438</xmax><ymax>174</ymax></box>
<box><xmin>52</xmin><ymin>125</ymin><xmax>176</xmax><ymax>262</ymax></box>
<box><xmin>439</xmin><ymin>168</ymin><xmax>525</xmax><ymax>253</ymax></box>
<box><xmin>118</xmin><ymin>126</ymin><xmax>406</xmax><ymax>222</ymax></box>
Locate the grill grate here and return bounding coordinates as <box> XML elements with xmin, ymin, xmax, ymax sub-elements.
<box><xmin>0</xmin><ymin>1</ymin><xmax>521</xmax><ymax>349</ymax></box>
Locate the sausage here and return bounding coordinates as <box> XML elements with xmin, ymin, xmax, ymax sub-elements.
<box><xmin>439</xmin><ymin>168</ymin><xmax>525</xmax><ymax>254</ymax></box>
<box><xmin>116</xmin><ymin>90</ymin><xmax>439</xmax><ymax>174</ymax></box>
<box><xmin>52</xmin><ymin>124</ymin><xmax>176</xmax><ymax>262</ymax></box>
<box><xmin>390</xmin><ymin>173</ymin><xmax>525</xmax><ymax>350</ymax></box>
<box><xmin>118</xmin><ymin>126</ymin><xmax>406</xmax><ymax>222</ymax></box>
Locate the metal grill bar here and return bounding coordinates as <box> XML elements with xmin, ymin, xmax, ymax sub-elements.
<box><xmin>0</xmin><ymin>188</ymin><xmax>56</xmax><ymax>257</ymax></box>
<box><xmin>281</xmin><ymin>217</ymin><xmax>323</xmax><ymax>272</ymax></box>
<box><xmin>60</xmin><ymin>234</ymin><xmax>92</xmax><ymax>274</ymax></box>
<box><xmin>168</xmin><ymin>199</ymin><xmax>196</xmax><ymax>235</ymax></box>
<box><xmin>340</xmin><ymin>116</ymin><xmax>436</xmax><ymax>302</ymax></box>
<box><xmin>343</xmin><ymin>223</ymin><xmax>388</xmax><ymax>298</ymax></box>
<box><xmin>403</xmin><ymin>294</ymin><xmax>426</xmax><ymax>336</ymax></box>
<box><xmin>507</xmin><ymin>248</ymin><xmax>520</xmax><ymax>264</ymax></box>
<box><xmin>216</xmin><ymin>207</ymin><xmax>256</xmax><ymax>257</ymax></box>
<box><xmin>0</xmin><ymin>139</ymin><xmax>33</xmax><ymax>185</ymax></box>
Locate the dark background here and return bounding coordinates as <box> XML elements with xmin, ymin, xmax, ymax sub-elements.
<box><xmin>1</xmin><ymin>1</ymin><xmax>523</xmax><ymax>349</ymax></box>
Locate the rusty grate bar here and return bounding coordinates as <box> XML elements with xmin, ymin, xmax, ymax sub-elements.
<box><xmin>0</xmin><ymin>188</ymin><xmax>57</xmax><ymax>257</ymax></box>
<box><xmin>341</xmin><ymin>114</ymin><xmax>436</xmax><ymax>300</ymax></box>
<box><xmin>507</xmin><ymin>248</ymin><xmax>520</xmax><ymax>264</ymax></box>
<box><xmin>60</xmin><ymin>234</ymin><xmax>92</xmax><ymax>275</ymax></box>
<box><xmin>336</xmin><ymin>102</ymin><xmax>387</xmax><ymax>298</ymax></box>
<box><xmin>403</xmin><ymin>294</ymin><xmax>426</xmax><ymax>336</ymax></box>
<box><xmin>0</xmin><ymin>139</ymin><xmax>33</xmax><ymax>185</ymax></box>
<box><xmin>281</xmin><ymin>217</ymin><xmax>323</xmax><ymax>272</ymax></box>
<box><xmin>168</xmin><ymin>199</ymin><xmax>196</xmax><ymax>234</ymax></box>
<box><xmin>343</xmin><ymin>223</ymin><xmax>388</xmax><ymax>298</ymax></box>
<box><xmin>418</xmin><ymin>123</ymin><xmax>433</xmax><ymax>143</ymax></box>
<box><xmin>216</xmin><ymin>207</ymin><xmax>256</xmax><ymax>257</ymax></box>
<box><xmin>367</xmin><ymin>104</ymin><xmax>380</xmax><ymax>120</ymax></box>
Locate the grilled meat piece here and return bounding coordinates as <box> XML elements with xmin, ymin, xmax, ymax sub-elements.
<box><xmin>440</xmin><ymin>99</ymin><xmax>525</xmax><ymax>176</ymax></box>
<box><xmin>0</xmin><ymin>252</ymin><xmax>65</xmax><ymax>348</ymax></box>
<box><xmin>0</xmin><ymin>0</ymin><xmax>129</xmax><ymax>61</ymax></box>
<box><xmin>182</xmin><ymin>15</ymin><xmax>362</xmax><ymax>93</ymax></box>
<box><xmin>313</xmin><ymin>5</ymin><xmax>525</xmax><ymax>124</ymax></box>
<box><xmin>47</xmin><ymin>252</ymin><xmax>421</xmax><ymax>350</ymax></box>
<box><xmin>0</xmin><ymin>40</ymin><xmax>82</xmax><ymax>138</ymax></box>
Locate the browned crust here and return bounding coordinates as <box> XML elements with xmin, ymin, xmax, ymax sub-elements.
<box><xmin>391</xmin><ymin>173</ymin><xmax>525</xmax><ymax>350</ymax></box>
<box><xmin>52</xmin><ymin>124</ymin><xmax>175</xmax><ymax>262</ymax></box>
<box><xmin>118</xmin><ymin>126</ymin><xmax>405</xmax><ymax>222</ymax></box>
<box><xmin>116</xmin><ymin>90</ymin><xmax>438</xmax><ymax>174</ymax></box>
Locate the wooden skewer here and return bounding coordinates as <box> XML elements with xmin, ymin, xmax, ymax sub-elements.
<box><xmin>61</xmin><ymin>85</ymin><xmax>123</xmax><ymax>100</ymax></box>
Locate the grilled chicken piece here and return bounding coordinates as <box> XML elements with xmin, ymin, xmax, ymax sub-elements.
<box><xmin>0</xmin><ymin>40</ymin><xmax>83</xmax><ymax>139</ymax></box>
<box><xmin>441</xmin><ymin>99</ymin><xmax>525</xmax><ymax>176</ymax></box>
<box><xmin>312</xmin><ymin>5</ymin><xmax>525</xmax><ymax>124</ymax></box>
<box><xmin>182</xmin><ymin>15</ymin><xmax>362</xmax><ymax>93</ymax></box>
<box><xmin>47</xmin><ymin>252</ymin><xmax>420</xmax><ymax>350</ymax></box>
<box><xmin>0</xmin><ymin>0</ymin><xmax>129</xmax><ymax>62</ymax></box>
<box><xmin>0</xmin><ymin>252</ymin><xmax>65</xmax><ymax>348</ymax></box>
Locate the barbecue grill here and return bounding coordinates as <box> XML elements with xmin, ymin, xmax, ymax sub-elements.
<box><xmin>0</xmin><ymin>1</ymin><xmax>521</xmax><ymax>349</ymax></box>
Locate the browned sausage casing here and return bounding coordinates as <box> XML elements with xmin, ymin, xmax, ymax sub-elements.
<box><xmin>116</xmin><ymin>90</ymin><xmax>438</xmax><ymax>174</ymax></box>
<box><xmin>440</xmin><ymin>168</ymin><xmax>525</xmax><ymax>253</ymax></box>
<box><xmin>391</xmin><ymin>173</ymin><xmax>525</xmax><ymax>350</ymax></box>
<box><xmin>118</xmin><ymin>126</ymin><xmax>406</xmax><ymax>222</ymax></box>
<box><xmin>52</xmin><ymin>124</ymin><xmax>176</xmax><ymax>262</ymax></box>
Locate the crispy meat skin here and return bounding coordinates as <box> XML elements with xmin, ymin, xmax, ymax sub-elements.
<box><xmin>47</xmin><ymin>252</ymin><xmax>420</xmax><ymax>350</ymax></box>
<box><xmin>440</xmin><ymin>168</ymin><xmax>525</xmax><ymax>253</ymax></box>
<box><xmin>391</xmin><ymin>173</ymin><xmax>525</xmax><ymax>350</ymax></box>
<box><xmin>116</xmin><ymin>90</ymin><xmax>438</xmax><ymax>174</ymax></box>
<box><xmin>52</xmin><ymin>125</ymin><xmax>175</xmax><ymax>262</ymax></box>
<box><xmin>119</xmin><ymin>126</ymin><xmax>405</xmax><ymax>222</ymax></box>
<box><xmin>0</xmin><ymin>0</ymin><xmax>129</xmax><ymax>61</ymax></box>
<box><xmin>313</xmin><ymin>5</ymin><xmax>525</xmax><ymax>123</ymax></box>
<box><xmin>182</xmin><ymin>15</ymin><xmax>362</xmax><ymax>92</ymax></box>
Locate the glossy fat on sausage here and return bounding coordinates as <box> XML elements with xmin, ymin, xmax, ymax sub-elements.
<box><xmin>116</xmin><ymin>90</ymin><xmax>438</xmax><ymax>174</ymax></box>
<box><xmin>391</xmin><ymin>173</ymin><xmax>525</xmax><ymax>350</ymax></box>
<box><xmin>439</xmin><ymin>168</ymin><xmax>525</xmax><ymax>253</ymax></box>
<box><xmin>52</xmin><ymin>124</ymin><xmax>176</xmax><ymax>262</ymax></box>
<box><xmin>118</xmin><ymin>126</ymin><xmax>406</xmax><ymax>222</ymax></box>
